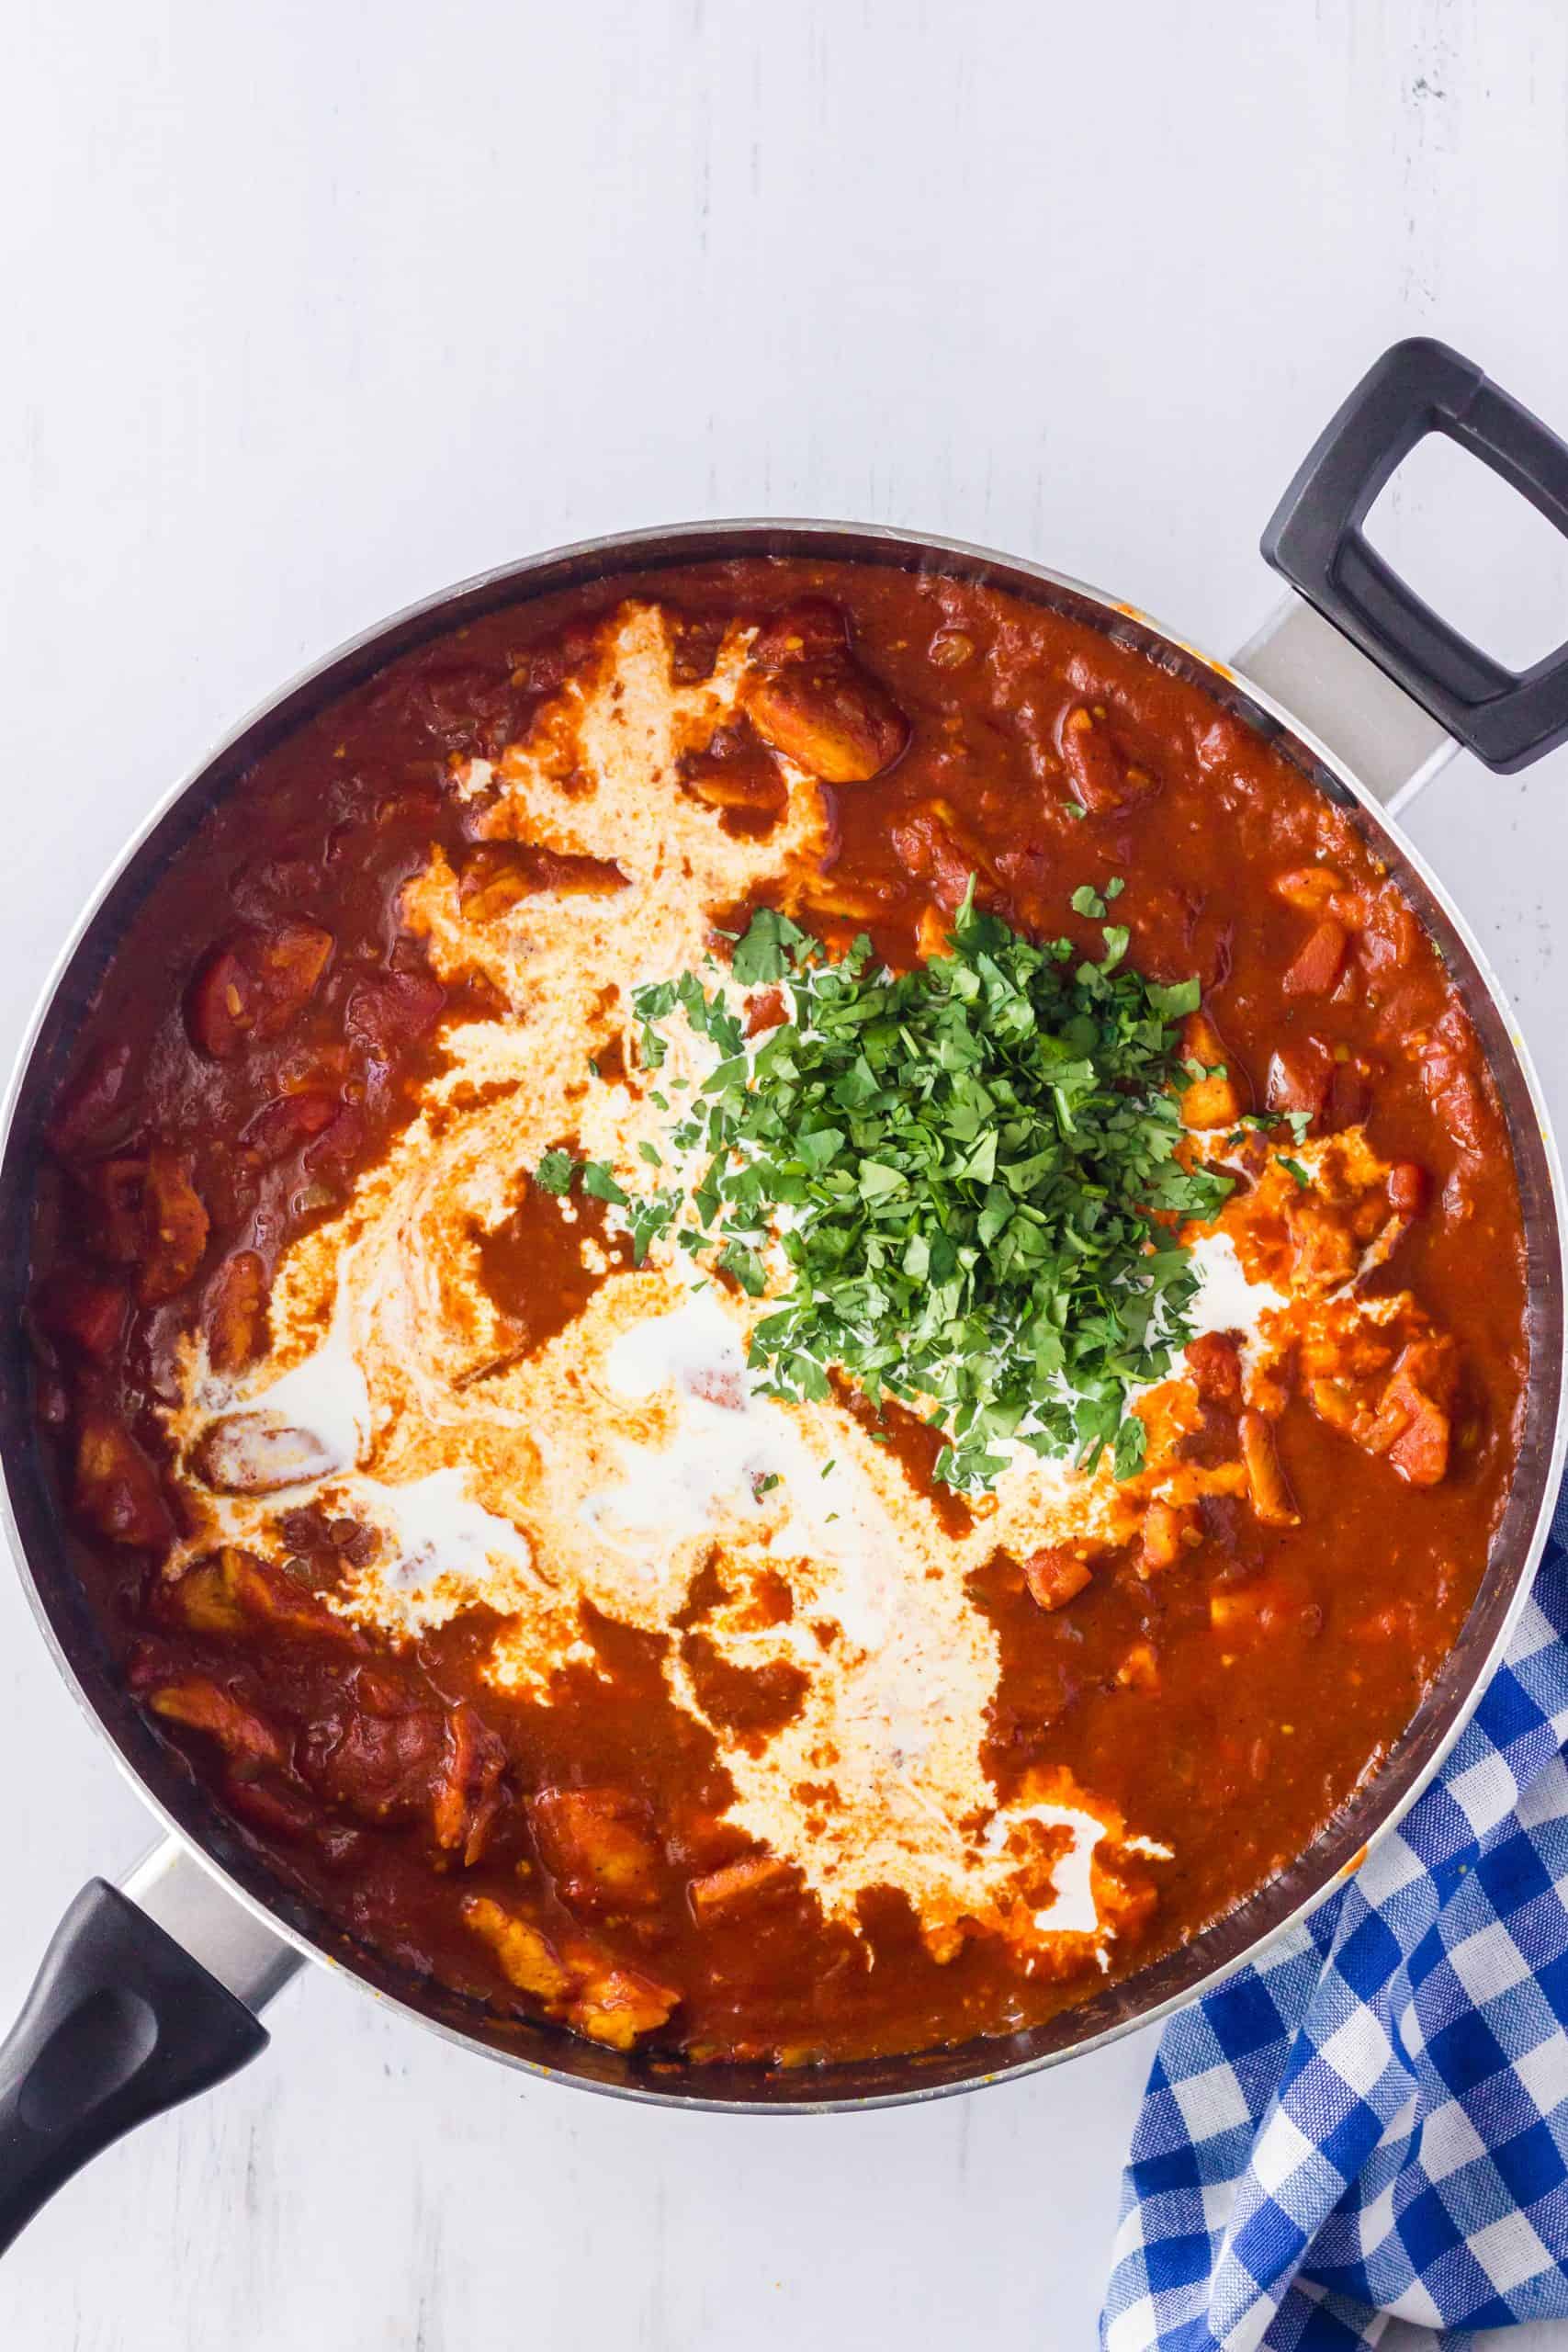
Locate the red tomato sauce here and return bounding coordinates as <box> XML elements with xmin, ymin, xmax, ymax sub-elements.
<box><xmin>28</xmin><ymin>560</ymin><xmax>1529</xmax><ymax>2066</ymax></box>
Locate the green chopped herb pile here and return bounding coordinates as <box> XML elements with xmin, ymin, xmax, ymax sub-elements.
<box><xmin>539</xmin><ymin>886</ymin><xmax>1242</xmax><ymax>1491</ymax></box>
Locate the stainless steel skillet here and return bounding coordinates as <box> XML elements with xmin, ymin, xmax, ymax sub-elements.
<box><xmin>2</xmin><ymin>339</ymin><xmax>1567</xmax><ymax>2243</ymax></box>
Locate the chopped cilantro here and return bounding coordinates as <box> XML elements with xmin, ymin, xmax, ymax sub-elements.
<box><xmin>626</xmin><ymin>1191</ymin><xmax>680</xmax><ymax>1264</ymax></box>
<box><xmin>630</xmin><ymin>978</ymin><xmax>677</xmax><ymax>1069</ymax></box>
<box><xmin>534</xmin><ymin>1149</ymin><xmax>577</xmax><ymax>1195</ymax></box>
<box><xmin>581</xmin><ymin>1161</ymin><xmax>628</xmax><ymax>1206</ymax></box>
<box><xmin>586</xmin><ymin>1056</ymin><xmax>601</xmax><ymax>1079</ymax></box>
<box><xmin>717</xmin><ymin>1239</ymin><xmax>767</xmax><ymax>1295</ymax></box>
<box><xmin>621</xmin><ymin>889</ymin><xmax>1224</xmax><ymax>1493</ymax></box>
<box><xmin>1112</xmin><ymin>1413</ymin><xmax>1147</xmax><ymax>1480</ymax></box>
<box><xmin>1280</xmin><ymin>1157</ymin><xmax>1312</xmax><ymax>1191</ymax></box>
<box><xmin>1147</xmin><ymin>978</ymin><xmax>1201</xmax><ymax>1022</ymax></box>
<box><xmin>1070</xmin><ymin>885</ymin><xmax>1106</xmax><ymax>920</ymax></box>
<box><xmin>730</xmin><ymin>906</ymin><xmax>811</xmax><ymax>984</ymax></box>
<box><xmin>1228</xmin><ymin>1106</ymin><xmax>1314</xmax><ymax>1148</ymax></box>
<box><xmin>1106</xmin><ymin>876</ymin><xmax>1125</xmax><ymax>901</ymax></box>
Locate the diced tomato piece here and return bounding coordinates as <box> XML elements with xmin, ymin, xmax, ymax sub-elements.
<box><xmin>1265</xmin><ymin>1040</ymin><xmax>1332</xmax><ymax>1124</ymax></box>
<box><xmin>1282</xmin><ymin>919</ymin><xmax>1348</xmax><ymax>999</ymax></box>
<box><xmin>1187</xmin><ymin>1330</ymin><xmax>1243</xmax><ymax>1406</ymax></box>
<box><xmin>744</xmin><ymin>603</ymin><xmax>908</xmax><ymax>785</ymax></box>
<box><xmin>139</xmin><ymin>1146</ymin><xmax>209</xmax><ymax>1303</ymax></box>
<box><xmin>186</xmin><ymin>922</ymin><xmax>333</xmax><ymax>1059</ymax></box>
<box><xmin>1283</xmin><ymin>1197</ymin><xmax>1359</xmax><ymax>1289</ymax></box>
<box><xmin>300</xmin><ymin>1698</ymin><xmax>445</xmax><ymax>1823</ymax></box>
<box><xmin>186</xmin><ymin>946</ymin><xmax>256</xmax><ymax>1059</ymax></box>
<box><xmin>1021</xmin><ymin>1545</ymin><xmax>1094</xmax><ymax>1611</ymax></box>
<box><xmin>1388</xmin><ymin>1402</ymin><xmax>1450</xmax><ymax>1486</ymax></box>
<box><xmin>889</xmin><ymin>809</ymin><xmax>974</xmax><ymax>910</ymax></box>
<box><xmin>344</xmin><ymin>970</ymin><xmax>446</xmax><ymax>1058</ymax></box>
<box><xmin>73</xmin><ymin>1411</ymin><xmax>171</xmax><ymax>1548</ymax></box>
<box><xmin>206</xmin><ymin>1250</ymin><xmax>270</xmax><ymax>1373</ymax></box>
<box><xmin>530</xmin><ymin>1786</ymin><xmax>662</xmax><ymax>1908</ymax></box>
<box><xmin>250</xmin><ymin>920</ymin><xmax>334</xmax><ymax>1035</ymax></box>
<box><xmin>1058</xmin><ymin>706</ymin><xmax>1136</xmax><ymax>813</ymax></box>
<box><xmin>1360</xmin><ymin>1338</ymin><xmax>1455</xmax><ymax>1487</ymax></box>
<box><xmin>1417</xmin><ymin>1014</ymin><xmax>1491</xmax><ymax>1154</ymax></box>
<box><xmin>746</xmin><ymin>665</ymin><xmax>908</xmax><ymax>785</ymax></box>
<box><xmin>148</xmin><ymin>1678</ymin><xmax>286</xmax><ymax>1767</ymax></box>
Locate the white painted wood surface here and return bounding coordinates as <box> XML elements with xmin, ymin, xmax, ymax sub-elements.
<box><xmin>5</xmin><ymin>2</ymin><xmax>1568</xmax><ymax>2343</ymax></box>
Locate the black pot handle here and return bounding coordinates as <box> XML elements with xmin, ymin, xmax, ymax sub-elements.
<box><xmin>0</xmin><ymin>1879</ymin><xmax>268</xmax><ymax>2252</ymax></box>
<box><xmin>1261</xmin><ymin>336</ymin><xmax>1568</xmax><ymax>773</ymax></box>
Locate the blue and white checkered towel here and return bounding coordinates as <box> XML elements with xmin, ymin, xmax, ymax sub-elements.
<box><xmin>1103</xmin><ymin>1484</ymin><xmax>1568</xmax><ymax>2350</ymax></box>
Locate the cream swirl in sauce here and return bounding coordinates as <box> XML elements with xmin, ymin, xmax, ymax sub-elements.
<box><xmin>158</xmin><ymin>601</ymin><xmax>1420</xmax><ymax>1964</ymax></box>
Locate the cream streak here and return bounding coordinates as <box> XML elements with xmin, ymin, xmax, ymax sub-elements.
<box><xmin>161</xmin><ymin>597</ymin><xmax>1385</xmax><ymax>1965</ymax></box>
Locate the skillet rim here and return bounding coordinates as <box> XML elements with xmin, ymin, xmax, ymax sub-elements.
<box><xmin>2</xmin><ymin>517</ymin><xmax>1562</xmax><ymax>2112</ymax></box>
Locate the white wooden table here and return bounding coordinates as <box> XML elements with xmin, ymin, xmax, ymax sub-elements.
<box><xmin>6</xmin><ymin>3</ymin><xmax>1568</xmax><ymax>2344</ymax></box>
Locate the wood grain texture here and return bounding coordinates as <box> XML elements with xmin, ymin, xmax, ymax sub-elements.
<box><xmin>4</xmin><ymin>1</ymin><xmax>1568</xmax><ymax>2344</ymax></box>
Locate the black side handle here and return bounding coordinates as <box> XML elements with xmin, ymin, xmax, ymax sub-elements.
<box><xmin>0</xmin><ymin>1879</ymin><xmax>268</xmax><ymax>2252</ymax></box>
<box><xmin>1262</xmin><ymin>337</ymin><xmax>1568</xmax><ymax>773</ymax></box>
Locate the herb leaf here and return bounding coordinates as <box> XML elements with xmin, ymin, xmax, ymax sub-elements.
<box><xmin>581</xmin><ymin>1161</ymin><xmax>629</xmax><ymax>1206</ymax></box>
<box><xmin>729</xmin><ymin>907</ymin><xmax>810</xmax><ymax>985</ymax></box>
<box><xmin>628</xmin><ymin>895</ymin><xmax>1224</xmax><ymax>1491</ymax></box>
